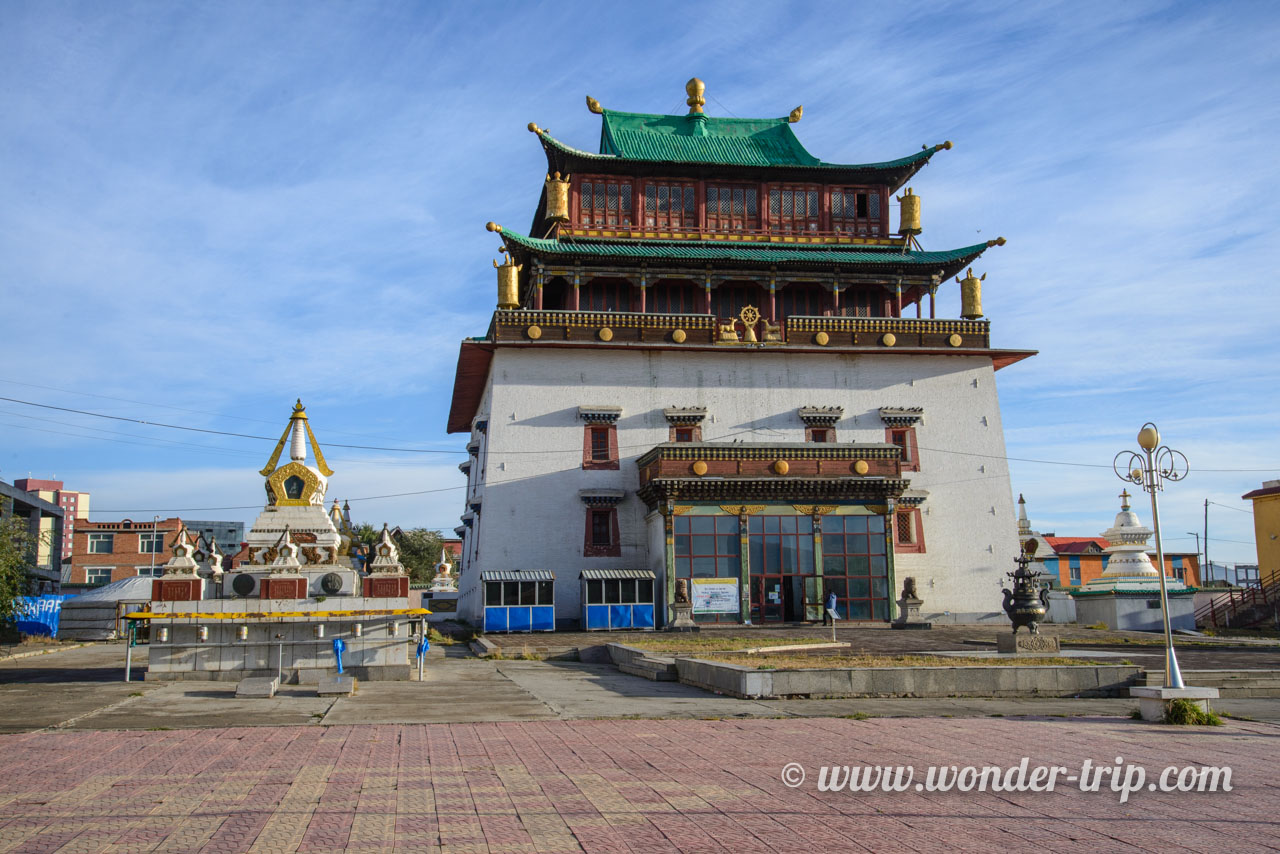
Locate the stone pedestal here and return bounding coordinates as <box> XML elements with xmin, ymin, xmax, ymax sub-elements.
<box><xmin>318</xmin><ymin>676</ymin><xmax>357</xmax><ymax>696</ymax></box>
<box><xmin>891</xmin><ymin>596</ymin><xmax>932</xmax><ymax>630</ymax></box>
<box><xmin>1072</xmin><ymin>590</ymin><xmax>1196</xmax><ymax>633</ymax></box>
<box><xmin>997</xmin><ymin>632</ymin><xmax>1061</xmax><ymax>654</ymax></box>
<box><xmin>1130</xmin><ymin>685</ymin><xmax>1219</xmax><ymax>721</ymax></box>
<box><xmin>152</xmin><ymin>578</ymin><xmax>203</xmax><ymax>602</ymax></box>
<box><xmin>364</xmin><ymin>575</ymin><xmax>409</xmax><ymax>598</ymax></box>
<box><xmin>236</xmin><ymin>677</ymin><xmax>279</xmax><ymax>698</ymax></box>
<box><xmin>666</xmin><ymin>602</ymin><xmax>698</xmax><ymax>632</ymax></box>
<box><xmin>260</xmin><ymin>575</ymin><xmax>308</xmax><ymax>600</ymax></box>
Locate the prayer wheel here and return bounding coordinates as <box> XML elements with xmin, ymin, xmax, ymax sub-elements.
<box><xmin>958</xmin><ymin>268</ymin><xmax>986</xmax><ymax>320</ymax></box>
<box><xmin>494</xmin><ymin>252</ymin><xmax>522</xmax><ymax>310</ymax></box>
<box><xmin>545</xmin><ymin>172</ymin><xmax>571</xmax><ymax>222</ymax></box>
<box><xmin>897</xmin><ymin>187</ymin><xmax>921</xmax><ymax>235</ymax></box>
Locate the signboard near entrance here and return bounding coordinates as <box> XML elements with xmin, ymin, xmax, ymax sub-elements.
<box><xmin>692</xmin><ymin>578</ymin><xmax>739</xmax><ymax>614</ymax></box>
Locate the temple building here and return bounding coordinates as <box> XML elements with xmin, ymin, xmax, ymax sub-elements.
<box><xmin>447</xmin><ymin>79</ymin><xmax>1035</xmax><ymax>629</ymax></box>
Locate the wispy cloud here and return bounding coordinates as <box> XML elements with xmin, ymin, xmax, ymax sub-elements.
<box><xmin>2</xmin><ymin>0</ymin><xmax>1276</xmax><ymax>558</ymax></box>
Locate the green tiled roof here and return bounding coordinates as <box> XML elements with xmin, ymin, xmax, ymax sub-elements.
<box><xmin>537</xmin><ymin>111</ymin><xmax>946</xmax><ymax>172</ymax></box>
<box><xmin>498</xmin><ymin>229</ymin><xmax>991</xmax><ymax>268</ymax></box>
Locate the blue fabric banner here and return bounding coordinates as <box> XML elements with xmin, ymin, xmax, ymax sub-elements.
<box><xmin>15</xmin><ymin>595</ymin><xmax>74</xmax><ymax>637</ymax></box>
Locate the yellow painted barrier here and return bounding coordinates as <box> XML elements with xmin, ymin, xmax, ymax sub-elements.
<box><xmin>123</xmin><ymin>608</ymin><xmax>431</xmax><ymax>620</ymax></box>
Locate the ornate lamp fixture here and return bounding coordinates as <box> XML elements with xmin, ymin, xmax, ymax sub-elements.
<box><xmin>1114</xmin><ymin>422</ymin><xmax>1189</xmax><ymax>688</ymax></box>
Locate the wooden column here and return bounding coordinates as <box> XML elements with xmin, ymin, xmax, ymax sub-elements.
<box><xmin>738</xmin><ymin>509</ymin><xmax>751</xmax><ymax>624</ymax></box>
<box><xmin>572</xmin><ymin>267</ymin><xmax>581</xmax><ymax>312</ymax></box>
<box><xmin>929</xmin><ymin>286</ymin><xmax>936</xmax><ymax>319</ymax></box>
<box><xmin>639</xmin><ymin>270</ymin><xmax>647</xmax><ymax>313</ymax></box>
<box><xmin>768</xmin><ymin>271</ymin><xmax>777</xmax><ymax>320</ymax></box>
<box><xmin>662</xmin><ymin>504</ymin><xmax>676</xmax><ymax>626</ymax></box>
<box><xmin>832</xmin><ymin>282</ymin><xmax>841</xmax><ymax>316</ymax></box>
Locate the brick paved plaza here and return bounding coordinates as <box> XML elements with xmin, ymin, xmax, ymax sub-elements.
<box><xmin>1</xmin><ymin>717</ymin><xmax>1276</xmax><ymax>853</ymax></box>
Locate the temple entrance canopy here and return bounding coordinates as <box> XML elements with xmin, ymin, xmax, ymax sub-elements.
<box><xmin>639</xmin><ymin>442</ymin><xmax>905</xmax><ymax>624</ymax></box>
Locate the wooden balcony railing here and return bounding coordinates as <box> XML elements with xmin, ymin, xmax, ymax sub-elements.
<box><xmin>490</xmin><ymin>310</ymin><xmax>991</xmax><ymax>350</ymax></box>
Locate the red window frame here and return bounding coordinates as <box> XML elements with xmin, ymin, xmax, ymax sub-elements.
<box><xmin>642</xmin><ymin>181</ymin><xmax>697</xmax><ymax>228</ymax></box>
<box><xmin>886</xmin><ymin>426</ymin><xmax>920</xmax><ymax>472</ymax></box>
<box><xmin>831</xmin><ymin>186</ymin><xmax>884</xmax><ymax>236</ymax></box>
<box><xmin>819</xmin><ymin>514</ymin><xmax>890</xmax><ymax>620</ymax></box>
<box><xmin>706</xmin><ymin>184</ymin><xmax>759</xmax><ymax>232</ymax></box>
<box><xmin>648</xmin><ymin>280</ymin><xmax>699</xmax><ymax>314</ymax></box>
<box><xmin>768</xmin><ymin>184</ymin><xmax>822</xmax><ymax>233</ymax></box>
<box><xmin>582</xmin><ymin>424</ymin><xmax>619</xmax><ymax>470</ymax></box>
<box><xmin>894</xmin><ymin>508</ymin><xmax>926</xmax><ymax>554</ymax></box>
<box><xmin>581</xmin><ymin>279</ymin><xmax>633</xmax><ymax>312</ymax></box>
<box><xmin>576</xmin><ymin>177</ymin><xmax>634</xmax><ymax>228</ymax></box>
<box><xmin>710</xmin><ymin>282</ymin><xmax>766</xmax><ymax>320</ymax></box>
<box><xmin>839</xmin><ymin>288</ymin><xmax>881</xmax><ymax>318</ymax></box>
<box><xmin>583</xmin><ymin>507</ymin><xmax>621</xmax><ymax>557</ymax></box>
<box><xmin>805</xmin><ymin>426</ymin><xmax>833</xmax><ymax>443</ymax></box>
<box><xmin>670</xmin><ymin>425</ymin><xmax>701</xmax><ymax>443</ymax></box>
<box><xmin>778</xmin><ymin>283</ymin><xmax>826</xmax><ymax>319</ymax></box>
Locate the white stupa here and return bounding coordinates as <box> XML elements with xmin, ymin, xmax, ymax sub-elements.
<box><xmin>429</xmin><ymin>545</ymin><xmax>457</xmax><ymax>592</ymax></box>
<box><xmin>1078</xmin><ymin>490</ymin><xmax>1186</xmax><ymax>594</ymax></box>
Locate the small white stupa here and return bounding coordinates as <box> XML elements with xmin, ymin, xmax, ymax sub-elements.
<box><xmin>429</xmin><ymin>545</ymin><xmax>457</xmax><ymax>592</ymax></box>
<box><xmin>1080</xmin><ymin>490</ymin><xmax>1185</xmax><ymax>593</ymax></box>
<box><xmin>1072</xmin><ymin>490</ymin><xmax>1194</xmax><ymax>631</ymax></box>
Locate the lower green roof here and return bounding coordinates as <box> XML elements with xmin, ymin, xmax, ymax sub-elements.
<box><xmin>499</xmin><ymin>229</ymin><xmax>992</xmax><ymax>268</ymax></box>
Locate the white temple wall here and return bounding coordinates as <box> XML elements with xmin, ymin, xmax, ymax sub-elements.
<box><xmin>460</xmin><ymin>347</ymin><xmax>1021</xmax><ymax>622</ymax></box>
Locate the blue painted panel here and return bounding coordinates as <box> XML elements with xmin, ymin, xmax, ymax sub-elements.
<box><xmin>508</xmin><ymin>607</ymin><xmax>532</xmax><ymax>633</ymax></box>
<box><xmin>484</xmin><ymin>607</ymin><xmax>507</xmax><ymax>633</ymax></box>
<box><xmin>585</xmin><ymin>605</ymin><xmax>610</xmax><ymax>630</ymax></box>
<box><xmin>532</xmin><ymin>606</ymin><xmax>555</xmax><ymax>631</ymax></box>
<box><xmin>632</xmin><ymin>604</ymin><xmax>655</xmax><ymax>629</ymax></box>
<box><xmin>609</xmin><ymin>605</ymin><xmax>630</xmax><ymax>629</ymax></box>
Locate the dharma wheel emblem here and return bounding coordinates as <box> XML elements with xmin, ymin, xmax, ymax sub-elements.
<box><xmin>738</xmin><ymin>305</ymin><xmax>760</xmax><ymax>327</ymax></box>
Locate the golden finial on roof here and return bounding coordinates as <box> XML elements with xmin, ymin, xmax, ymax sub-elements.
<box><xmin>586</xmin><ymin>95</ymin><xmax>603</xmax><ymax>114</ymax></box>
<box><xmin>291</xmin><ymin>399</ymin><xmax>307</xmax><ymax>420</ymax></box>
<box><xmin>685</xmin><ymin>77</ymin><xmax>706</xmax><ymax>114</ymax></box>
<box><xmin>485</xmin><ymin>221</ymin><xmax>503</xmax><ymax>233</ymax></box>
<box><xmin>527</xmin><ymin>122</ymin><xmax>542</xmax><ymax>134</ymax></box>
<box><xmin>788</xmin><ymin>105</ymin><xmax>803</xmax><ymax>123</ymax></box>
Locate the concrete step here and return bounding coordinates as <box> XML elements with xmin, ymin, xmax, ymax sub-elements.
<box><xmin>619</xmin><ymin>657</ymin><xmax>679</xmax><ymax>681</ymax></box>
<box><xmin>1145</xmin><ymin>670</ymin><xmax>1280</xmax><ymax>697</ymax></box>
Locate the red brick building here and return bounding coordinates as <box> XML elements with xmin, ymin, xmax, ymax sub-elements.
<box><xmin>68</xmin><ymin>517</ymin><xmax>184</xmax><ymax>587</ymax></box>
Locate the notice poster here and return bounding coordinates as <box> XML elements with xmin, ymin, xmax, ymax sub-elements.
<box><xmin>691</xmin><ymin>578</ymin><xmax>740</xmax><ymax>614</ymax></box>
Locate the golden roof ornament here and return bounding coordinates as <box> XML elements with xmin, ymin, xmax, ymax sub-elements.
<box><xmin>788</xmin><ymin>105</ymin><xmax>803</xmax><ymax>123</ymax></box>
<box><xmin>544</xmin><ymin>172</ymin><xmax>571</xmax><ymax>223</ymax></box>
<box><xmin>585</xmin><ymin>95</ymin><xmax>603</xmax><ymax>114</ymax></box>
<box><xmin>958</xmin><ymin>268</ymin><xmax>987</xmax><ymax>320</ymax></box>
<box><xmin>897</xmin><ymin>187</ymin><xmax>922</xmax><ymax>235</ymax></box>
<box><xmin>685</xmin><ymin>77</ymin><xmax>706</xmax><ymax>114</ymax></box>
<box><xmin>259</xmin><ymin>400</ymin><xmax>334</xmax><ymax>478</ymax></box>
<box><xmin>494</xmin><ymin>247</ymin><xmax>522</xmax><ymax>310</ymax></box>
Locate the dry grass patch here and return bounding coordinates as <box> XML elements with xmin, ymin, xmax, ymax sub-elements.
<box><xmin>708</xmin><ymin>653</ymin><xmax>1126</xmax><ymax>670</ymax></box>
<box><xmin>629</xmin><ymin>635</ymin><xmax>826</xmax><ymax>654</ymax></box>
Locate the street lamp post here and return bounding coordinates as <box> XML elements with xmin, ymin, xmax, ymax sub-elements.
<box><xmin>1114</xmin><ymin>422</ymin><xmax>1188</xmax><ymax>689</ymax></box>
<box><xmin>1186</xmin><ymin>532</ymin><xmax>1200</xmax><ymax>584</ymax></box>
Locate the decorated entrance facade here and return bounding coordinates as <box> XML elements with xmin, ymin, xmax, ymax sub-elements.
<box><xmin>638</xmin><ymin>442</ymin><xmax>906</xmax><ymax>624</ymax></box>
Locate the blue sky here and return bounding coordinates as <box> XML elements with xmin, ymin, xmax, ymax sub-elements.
<box><xmin>3</xmin><ymin>0</ymin><xmax>1277</xmax><ymax>566</ymax></box>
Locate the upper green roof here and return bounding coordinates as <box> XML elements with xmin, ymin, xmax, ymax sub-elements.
<box><xmin>497</xmin><ymin>228</ymin><xmax>993</xmax><ymax>269</ymax></box>
<box><xmin>601</xmin><ymin>110</ymin><xmax>821</xmax><ymax>166</ymax></box>
<box><xmin>536</xmin><ymin>110</ymin><xmax>948</xmax><ymax>172</ymax></box>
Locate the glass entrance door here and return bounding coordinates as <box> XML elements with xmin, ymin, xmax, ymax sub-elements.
<box><xmin>747</xmin><ymin>515</ymin><xmax>815</xmax><ymax>622</ymax></box>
